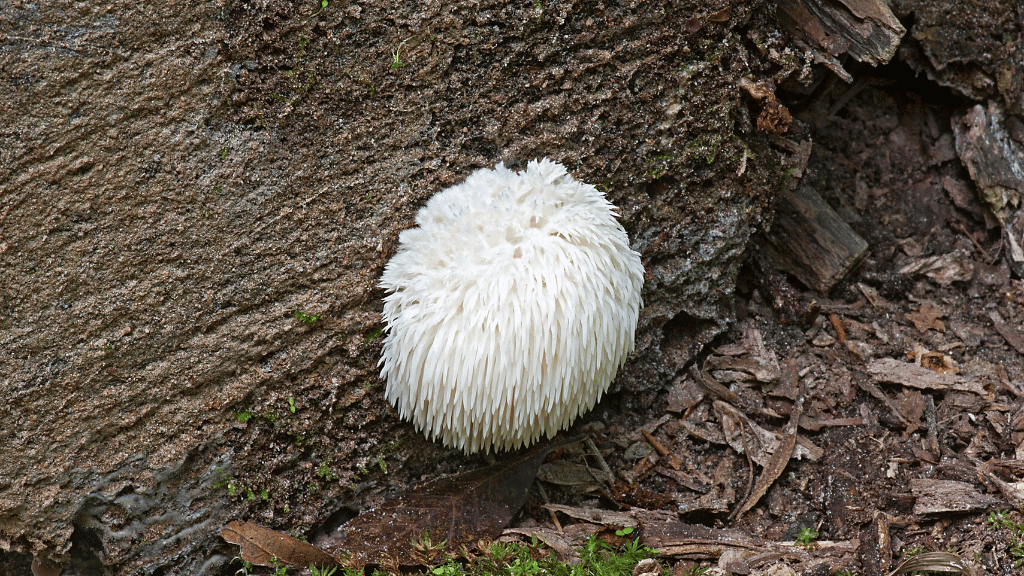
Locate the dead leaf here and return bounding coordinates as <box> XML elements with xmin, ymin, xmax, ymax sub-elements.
<box><xmin>326</xmin><ymin>439</ymin><xmax>568</xmax><ymax>565</ymax></box>
<box><xmin>858</xmin><ymin>283</ymin><xmax>891</xmax><ymax>309</ymax></box>
<box><xmin>707</xmin><ymin>7</ymin><xmax>731</xmax><ymax>22</ymax></box>
<box><xmin>221</xmin><ymin>521</ymin><xmax>340</xmax><ymax>571</ymax></box>
<box><xmin>920</xmin><ymin>352</ymin><xmax>959</xmax><ymax>374</ymax></box>
<box><xmin>894</xmin><ymin>389</ymin><xmax>927</xmax><ymax>433</ymax></box>
<box><xmin>543</xmin><ymin>504</ymin><xmax>637</xmax><ymax>529</ymax></box>
<box><xmin>906</xmin><ymin>303</ymin><xmax>946</xmax><ymax>333</ymax></box>
<box><xmin>714</xmin><ymin>401</ymin><xmax>821</xmax><ymax>467</ymax></box>
<box><xmin>502</xmin><ymin>527</ymin><xmax>581</xmax><ymax>560</ymax></box>
<box><xmin>665</xmin><ymin>377</ymin><xmax>704</xmax><ymax>414</ymax></box>
<box><xmin>732</xmin><ymin>383</ymin><xmax>805</xmax><ymax>521</ymax></box>
<box><xmin>537</xmin><ymin>460</ymin><xmax>613</xmax><ymax>493</ymax></box>
<box><xmin>889</xmin><ymin>551</ymin><xmax>967</xmax><ymax>575</ymax></box>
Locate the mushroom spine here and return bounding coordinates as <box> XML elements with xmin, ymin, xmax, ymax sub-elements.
<box><xmin>379</xmin><ymin>158</ymin><xmax>644</xmax><ymax>453</ymax></box>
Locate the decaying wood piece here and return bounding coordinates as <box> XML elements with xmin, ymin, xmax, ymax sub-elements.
<box><xmin>776</xmin><ymin>0</ymin><xmax>905</xmax><ymax>67</ymax></box>
<box><xmin>858</xmin><ymin>512</ymin><xmax>892</xmax><ymax>576</ymax></box>
<box><xmin>953</xmin><ymin>102</ymin><xmax>1024</xmax><ymax>224</ymax></box>
<box><xmin>754</xmin><ymin>186</ymin><xmax>870</xmax><ymax>294</ymax></box>
<box><xmin>910</xmin><ymin>479</ymin><xmax>1003</xmax><ymax>515</ymax></box>
<box><xmin>867</xmin><ymin>358</ymin><xmax>988</xmax><ymax>396</ymax></box>
<box><xmin>989</xmin><ymin>311</ymin><xmax>1024</xmax><ymax>356</ymax></box>
<box><xmin>952</xmin><ymin>101</ymin><xmax>1024</xmax><ymax>277</ymax></box>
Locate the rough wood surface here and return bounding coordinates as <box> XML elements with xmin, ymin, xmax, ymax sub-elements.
<box><xmin>952</xmin><ymin>101</ymin><xmax>1024</xmax><ymax>224</ymax></box>
<box><xmin>753</xmin><ymin>185</ymin><xmax>869</xmax><ymax>294</ymax></box>
<box><xmin>910</xmin><ymin>479</ymin><xmax>1003</xmax><ymax>515</ymax></box>
<box><xmin>867</xmin><ymin>358</ymin><xmax>988</xmax><ymax>396</ymax></box>
<box><xmin>777</xmin><ymin>0</ymin><xmax>905</xmax><ymax>66</ymax></box>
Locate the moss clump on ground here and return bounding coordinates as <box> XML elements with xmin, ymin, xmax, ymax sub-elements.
<box><xmin>425</xmin><ymin>536</ymin><xmax>659</xmax><ymax>576</ymax></box>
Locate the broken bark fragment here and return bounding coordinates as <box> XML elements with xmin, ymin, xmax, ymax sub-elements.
<box><xmin>989</xmin><ymin>311</ymin><xmax>1024</xmax><ymax>356</ymax></box>
<box><xmin>897</xmin><ymin>249</ymin><xmax>975</xmax><ymax>285</ymax></box>
<box><xmin>910</xmin><ymin>479</ymin><xmax>1003</xmax><ymax>515</ymax></box>
<box><xmin>753</xmin><ymin>186</ymin><xmax>869</xmax><ymax>294</ymax></box>
<box><xmin>952</xmin><ymin>101</ymin><xmax>1024</xmax><ymax>225</ymax></box>
<box><xmin>867</xmin><ymin>358</ymin><xmax>988</xmax><ymax>396</ymax></box>
<box><xmin>776</xmin><ymin>0</ymin><xmax>905</xmax><ymax>66</ymax></box>
<box><xmin>638</xmin><ymin>514</ymin><xmax>857</xmax><ymax>566</ymax></box>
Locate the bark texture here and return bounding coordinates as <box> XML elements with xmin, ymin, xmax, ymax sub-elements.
<box><xmin>1</xmin><ymin>0</ymin><xmax>793</xmax><ymax>572</ymax></box>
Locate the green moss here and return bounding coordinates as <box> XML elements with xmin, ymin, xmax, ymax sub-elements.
<box><xmin>423</xmin><ymin>535</ymin><xmax>658</xmax><ymax>576</ymax></box>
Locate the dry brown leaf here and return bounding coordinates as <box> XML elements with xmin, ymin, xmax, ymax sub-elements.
<box><xmin>732</xmin><ymin>383</ymin><xmax>804</xmax><ymax>521</ymax></box>
<box><xmin>715</xmin><ymin>401</ymin><xmax>820</xmax><ymax>465</ymax></box>
<box><xmin>542</xmin><ymin>504</ymin><xmax>637</xmax><ymax>528</ymax></box>
<box><xmin>502</xmin><ymin>527</ymin><xmax>581</xmax><ymax>560</ymax></box>
<box><xmin>324</xmin><ymin>439</ymin><xmax>567</xmax><ymax>565</ymax></box>
<box><xmin>537</xmin><ymin>460</ymin><xmax>613</xmax><ymax>493</ymax></box>
<box><xmin>989</xmin><ymin>310</ymin><xmax>1024</xmax><ymax>355</ymax></box>
<box><xmin>888</xmin><ymin>551</ymin><xmax>967</xmax><ymax>575</ymax></box>
<box><xmin>894</xmin><ymin>389</ymin><xmax>927</xmax><ymax>432</ymax></box>
<box><xmin>920</xmin><ymin>352</ymin><xmax>959</xmax><ymax>374</ymax></box>
<box><xmin>221</xmin><ymin>521</ymin><xmax>340</xmax><ymax>571</ymax></box>
<box><xmin>906</xmin><ymin>303</ymin><xmax>946</xmax><ymax>333</ymax></box>
<box><xmin>665</xmin><ymin>377</ymin><xmax>704</xmax><ymax>414</ymax></box>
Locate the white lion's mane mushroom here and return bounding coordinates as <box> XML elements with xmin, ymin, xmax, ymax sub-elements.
<box><xmin>379</xmin><ymin>158</ymin><xmax>644</xmax><ymax>453</ymax></box>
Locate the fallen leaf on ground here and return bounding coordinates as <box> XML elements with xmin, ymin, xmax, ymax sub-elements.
<box><xmin>989</xmin><ymin>311</ymin><xmax>1024</xmax><ymax>355</ymax></box>
<box><xmin>537</xmin><ymin>460</ymin><xmax>613</xmax><ymax>493</ymax></box>
<box><xmin>732</xmin><ymin>383</ymin><xmax>805</xmax><ymax>521</ymax></box>
<box><xmin>889</xmin><ymin>551</ymin><xmax>967</xmax><ymax>575</ymax></box>
<box><xmin>323</xmin><ymin>438</ymin><xmax>569</xmax><ymax>565</ymax></box>
<box><xmin>221</xmin><ymin>521</ymin><xmax>340</xmax><ymax>571</ymax></box>
<box><xmin>906</xmin><ymin>303</ymin><xmax>946</xmax><ymax>333</ymax></box>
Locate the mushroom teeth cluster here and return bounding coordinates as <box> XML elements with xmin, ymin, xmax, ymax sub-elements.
<box><xmin>379</xmin><ymin>158</ymin><xmax>644</xmax><ymax>453</ymax></box>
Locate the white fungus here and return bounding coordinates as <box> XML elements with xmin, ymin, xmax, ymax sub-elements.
<box><xmin>379</xmin><ymin>158</ymin><xmax>644</xmax><ymax>453</ymax></box>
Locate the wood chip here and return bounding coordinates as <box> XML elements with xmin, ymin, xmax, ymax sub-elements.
<box><xmin>641</xmin><ymin>429</ymin><xmax>683</xmax><ymax>470</ymax></box>
<box><xmin>829</xmin><ymin>313</ymin><xmax>847</xmax><ymax>343</ymax></box>
<box><xmin>866</xmin><ymin>358</ymin><xmax>988</xmax><ymax>396</ymax></box>
<box><xmin>989</xmin><ymin>311</ymin><xmax>1024</xmax><ymax>355</ymax></box>
<box><xmin>910</xmin><ymin>479</ymin><xmax>1003</xmax><ymax>514</ymax></box>
<box><xmin>752</xmin><ymin>185</ymin><xmax>869</xmax><ymax>294</ymax></box>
